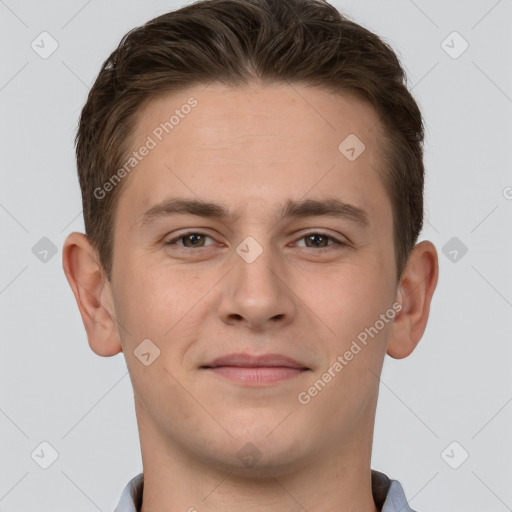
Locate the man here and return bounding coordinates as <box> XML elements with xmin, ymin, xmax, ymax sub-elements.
<box><xmin>62</xmin><ymin>0</ymin><xmax>438</xmax><ymax>510</ymax></box>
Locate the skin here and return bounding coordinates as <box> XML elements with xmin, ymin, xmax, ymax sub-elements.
<box><xmin>63</xmin><ymin>82</ymin><xmax>438</xmax><ymax>512</ymax></box>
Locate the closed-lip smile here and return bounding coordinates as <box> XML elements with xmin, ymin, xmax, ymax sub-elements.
<box><xmin>201</xmin><ymin>353</ymin><xmax>310</xmax><ymax>385</ymax></box>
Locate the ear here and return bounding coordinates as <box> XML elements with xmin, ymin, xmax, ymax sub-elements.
<box><xmin>62</xmin><ymin>232</ymin><xmax>122</xmax><ymax>357</ymax></box>
<box><xmin>387</xmin><ymin>240</ymin><xmax>439</xmax><ymax>359</ymax></box>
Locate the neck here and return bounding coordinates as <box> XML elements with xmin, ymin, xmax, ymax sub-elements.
<box><xmin>136</xmin><ymin>399</ymin><xmax>380</xmax><ymax>512</ymax></box>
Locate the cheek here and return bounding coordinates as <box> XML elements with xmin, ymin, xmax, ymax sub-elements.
<box><xmin>113</xmin><ymin>260</ymin><xmax>213</xmax><ymax>378</ymax></box>
<box><xmin>114</xmin><ymin>268</ymin><xmax>199</xmax><ymax>414</ymax></box>
<box><xmin>299</xmin><ymin>272</ymin><xmax>390</xmax><ymax>380</ymax></box>
<box><xmin>111</xmin><ymin>260</ymin><xmax>173</xmax><ymax>346</ymax></box>
<box><xmin>308</xmin><ymin>277</ymin><xmax>392</xmax><ymax>410</ymax></box>
<box><xmin>309</xmin><ymin>263</ymin><xmax>389</xmax><ymax>323</ymax></box>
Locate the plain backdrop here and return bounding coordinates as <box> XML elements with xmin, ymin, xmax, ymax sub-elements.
<box><xmin>0</xmin><ymin>0</ymin><xmax>511</xmax><ymax>511</ymax></box>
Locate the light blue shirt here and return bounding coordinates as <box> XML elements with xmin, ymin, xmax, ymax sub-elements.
<box><xmin>114</xmin><ymin>469</ymin><xmax>417</xmax><ymax>511</ymax></box>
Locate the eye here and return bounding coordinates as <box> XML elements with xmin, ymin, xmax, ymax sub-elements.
<box><xmin>294</xmin><ymin>231</ymin><xmax>346</xmax><ymax>249</ymax></box>
<box><xmin>164</xmin><ymin>230</ymin><xmax>347</xmax><ymax>251</ymax></box>
<box><xmin>165</xmin><ymin>231</ymin><xmax>215</xmax><ymax>249</ymax></box>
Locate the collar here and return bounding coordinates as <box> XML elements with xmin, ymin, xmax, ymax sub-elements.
<box><xmin>114</xmin><ymin>469</ymin><xmax>417</xmax><ymax>512</ymax></box>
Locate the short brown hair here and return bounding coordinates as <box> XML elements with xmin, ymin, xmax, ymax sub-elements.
<box><xmin>76</xmin><ymin>0</ymin><xmax>424</xmax><ymax>281</ymax></box>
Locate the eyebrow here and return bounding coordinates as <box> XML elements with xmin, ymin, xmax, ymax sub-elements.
<box><xmin>136</xmin><ymin>197</ymin><xmax>369</xmax><ymax>229</ymax></box>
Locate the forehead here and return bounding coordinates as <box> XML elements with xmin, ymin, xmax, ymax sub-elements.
<box><xmin>116</xmin><ymin>82</ymin><xmax>390</xmax><ymax>228</ymax></box>
<box><xmin>134</xmin><ymin>82</ymin><xmax>382</xmax><ymax>155</ymax></box>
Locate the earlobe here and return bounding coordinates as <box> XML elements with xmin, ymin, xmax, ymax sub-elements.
<box><xmin>387</xmin><ymin>241</ymin><xmax>439</xmax><ymax>359</ymax></box>
<box><xmin>62</xmin><ymin>232</ymin><xmax>123</xmax><ymax>357</ymax></box>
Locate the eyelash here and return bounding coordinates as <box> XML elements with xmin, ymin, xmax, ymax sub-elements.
<box><xmin>164</xmin><ymin>230</ymin><xmax>347</xmax><ymax>251</ymax></box>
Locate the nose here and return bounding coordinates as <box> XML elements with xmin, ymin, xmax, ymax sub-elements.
<box><xmin>216</xmin><ymin>242</ymin><xmax>296</xmax><ymax>331</ymax></box>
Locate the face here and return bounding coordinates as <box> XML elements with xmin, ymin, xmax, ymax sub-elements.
<box><xmin>108</xmin><ymin>82</ymin><xmax>399</xmax><ymax>473</ymax></box>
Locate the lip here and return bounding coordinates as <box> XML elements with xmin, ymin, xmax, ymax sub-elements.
<box><xmin>201</xmin><ymin>353</ymin><xmax>310</xmax><ymax>385</ymax></box>
<box><xmin>203</xmin><ymin>353</ymin><xmax>309</xmax><ymax>369</ymax></box>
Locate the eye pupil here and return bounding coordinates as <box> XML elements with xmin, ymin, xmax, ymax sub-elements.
<box><xmin>307</xmin><ymin>234</ymin><xmax>328</xmax><ymax>247</ymax></box>
<box><xmin>184</xmin><ymin>234</ymin><xmax>204</xmax><ymax>247</ymax></box>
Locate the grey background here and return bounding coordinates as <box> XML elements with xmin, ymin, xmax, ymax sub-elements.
<box><xmin>1</xmin><ymin>0</ymin><xmax>511</xmax><ymax>510</ymax></box>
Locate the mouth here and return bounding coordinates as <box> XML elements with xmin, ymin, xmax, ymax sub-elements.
<box><xmin>200</xmin><ymin>353</ymin><xmax>311</xmax><ymax>385</ymax></box>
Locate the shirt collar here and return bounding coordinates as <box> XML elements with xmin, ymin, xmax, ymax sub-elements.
<box><xmin>114</xmin><ymin>470</ymin><xmax>417</xmax><ymax>512</ymax></box>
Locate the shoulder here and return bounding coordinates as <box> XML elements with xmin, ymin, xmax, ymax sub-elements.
<box><xmin>372</xmin><ymin>469</ymin><xmax>418</xmax><ymax>512</ymax></box>
<box><xmin>114</xmin><ymin>473</ymin><xmax>144</xmax><ymax>512</ymax></box>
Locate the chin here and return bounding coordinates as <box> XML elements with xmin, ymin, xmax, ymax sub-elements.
<box><xmin>196</xmin><ymin>424</ymin><xmax>311</xmax><ymax>478</ymax></box>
